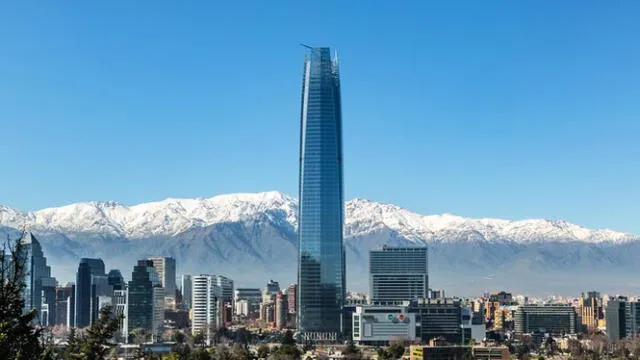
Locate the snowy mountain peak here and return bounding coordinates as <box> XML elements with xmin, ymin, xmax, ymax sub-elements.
<box><xmin>0</xmin><ymin>191</ymin><xmax>637</xmax><ymax>244</ymax></box>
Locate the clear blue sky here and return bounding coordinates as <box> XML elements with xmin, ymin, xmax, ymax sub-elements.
<box><xmin>1</xmin><ymin>1</ymin><xmax>639</xmax><ymax>233</ymax></box>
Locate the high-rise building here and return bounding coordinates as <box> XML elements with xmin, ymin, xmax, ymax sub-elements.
<box><xmin>90</xmin><ymin>274</ymin><xmax>113</xmax><ymax>324</ymax></box>
<box><xmin>181</xmin><ymin>275</ymin><xmax>192</xmax><ymax>310</ymax></box>
<box><xmin>606</xmin><ymin>297</ymin><xmax>627</xmax><ymax>341</ymax></box>
<box><xmin>297</xmin><ymin>46</ymin><xmax>346</xmax><ymax>341</ymax></box>
<box><xmin>75</xmin><ymin>258</ymin><xmax>105</xmax><ymax>328</ymax></box>
<box><xmin>580</xmin><ymin>292</ymin><xmax>603</xmax><ymax>332</ymax></box>
<box><xmin>287</xmin><ymin>284</ymin><xmax>297</xmax><ymax>314</ymax></box>
<box><xmin>191</xmin><ymin>275</ymin><xmax>221</xmax><ymax>345</ymax></box>
<box><xmin>108</xmin><ymin>269</ymin><xmax>126</xmax><ymax>291</ymax></box>
<box><xmin>141</xmin><ymin>260</ymin><xmax>165</xmax><ymax>338</ymax></box>
<box><xmin>265</xmin><ymin>280</ymin><xmax>280</xmax><ymax>294</ymax></box>
<box><xmin>55</xmin><ymin>283</ymin><xmax>75</xmax><ymax>326</ymax></box>
<box><xmin>606</xmin><ymin>297</ymin><xmax>640</xmax><ymax>341</ymax></box>
<box><xmin>408</xmin><ymin>298</ymin><xmax>466</xmax><ymax>344</ymax></box>
<box><xmin>20</xmin><ymin>232</ymin><xmax>53</xmax><ymax>324</ymax></box>
<box><xmin>369</xmin><ymin>246</ymin><xmax>428</xmax><ymax>303</ymax></box>
<box><xmin>41</xmin><ymin>276</ymin><xmax>58</xmax><ymax>326</ymax></box>
<box><xmin>276</xmin><ymin>292</ymin><xmax>288</xmax><ymax>329</ymax></box>
<box><xmin>214</xmin><ymin>275</ymin><xmax>234</xmax><ymax>303</ymax></box>
<box><xmin>148</xmin><ymin>257</ymin><xmax>177</xmax><ymax>302</ymax></box>
<box><xmin>113</xmin><ymin>289</ymin><xmax>128</xmax><ymax>338</ymax></box>
<box><xmin>235</xmin><ymin>288</ymin><xmax>261</xmax><ymax>318</ymax></box>
<box><xmin>514</xmin><ymin>304</ymin><xmax>577</xmax><ymax>335</ymax></box>
<box><xmin>127</xmin><ymin>260</ymin><xmax>154</xmax><ymax>336</ymax></box>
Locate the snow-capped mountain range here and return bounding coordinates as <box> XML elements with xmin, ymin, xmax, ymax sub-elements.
<box><xmin>1</xmin><ymin>191</ymin><xmax>639</xmax><ymax>295</ymax></box>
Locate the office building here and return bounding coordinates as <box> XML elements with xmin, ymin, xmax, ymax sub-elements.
<box><xmin>370</xmin><ymin>246</ymin><xmax>428</xmax><ymax>303</ymax></box>
<box><xmin>191</xmin><ymin>275</ymin><xmax>221</xmax><ymax>345</ymax></box>
<box><xmin>235</xmin><ymin>300</ymin><xmax>250</xmax><ymax>317</ymax></box>
<box><xmin>141</xmin><ymin>261</ymin><xmax>165</xmax><ymax>337</ymax></box>
<box><xmin>265</xmin><ymin>280</ymin><xmax>280</xmax><ymax>295</ymax></box>
<box><xmin>55</xmin><ymin>283</ymin><xmax>75</xmax><ymax>326</ymax></box>
<box><xmin>214</xmin><ymin>275</ymin><xmax>234</xmax><ymax>303</ymax></box>
<box><xmin>235</xmin><ymin>288</ymin><xmax>261</xmax><ymax>318</ymax></box>
<box><xmin>181</xmin><ymin>275</ymin><xmax>192</xmax><ymax>310</ymax></box>
<box><xmin>514</xmin><ymin>304</ymin><xmax>577</xmax><ymax>335</ymax></box>
<box><xmin>606</xmin><ymin>297</ymin><xmax>640</xmax><ymax>341</ymax></box>
<box><xmin>91</xmin><ymin>274</ymin><xmax>113</xmax><ymax>324</ymax></box>
<box><xmin>275</xmin><ymin>292</ymin><xmax>288</xmax><ymax>329</ymax></box>
<box><xmin>287</xmin><ymin>284</ymin><xmax>297</xmax><ymax>314</ymax></box>
<box><xmin>113</xmin><ymin>289</ymin><xmax>128</xmax><ymax>338</ymax></box>
<box><xmin>75</xmin><ymin>258</ymin><xmax>105</xmax><ymax>328</ymax></box>
<box><xmin>297</xmin><ymin>46</ymin><xmax>346</xmax><ymax>341</ymax></box>
<box><xmin>580</xmin><ymin>292</ymin><xmax>603</xmax><ymax>332</ymax></box>
<box><xmin>127</xmin><ymin>260</ymin><xmax>154</xmax><ymax>335</ymax></box>
<box><xmin>461</xmin><ymin>307</ymin><xmax>486</xmax><ymax>344</ymax></box>
<box><xmin>606</xmin><ymin>297</ymin><xmax>627</xmax><ymax>341</ymax></box>
<box><xmin>352</xmin><ymin>305</ymin><xmax>417</xmax><ymax>346</ymax></box>
<box><xmin>108</xmin><ymin>269</ymin><xmax>126</xmax><ymax>291</ymax></box>
<box><xmin>41</xmin><ymin>276</ymin><xmax>58</xmax><ymax>326</ymax></box>
<box><xmin>148</xmin><ymin>257</ymin><xmax>177</xmax><ymax>302</ymax></box>
<box><xmin>20</xmin><ymin>232</ymin><xmax>51</xmax><ymax>323</ymax></box>
<box><xmin>409</xmin><ymin>298</ymin><xmax>466</xmax><ymax>344</ymax></box>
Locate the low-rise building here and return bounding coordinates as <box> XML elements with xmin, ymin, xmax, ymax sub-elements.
<box><xmin>352</xmin><ymin>305</ymin><xmax>417</xmax><ymax>346</ymax></box>
<box><xmin>515</xmin><ymin>304</ymin><xmax>577</xmax><ymax>335</ymax></box>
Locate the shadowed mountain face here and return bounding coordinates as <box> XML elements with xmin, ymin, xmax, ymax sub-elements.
<box><xmin>2</xmin><ymin>191</ymin><xmax>639</xmax><ymax>295</ymax></box>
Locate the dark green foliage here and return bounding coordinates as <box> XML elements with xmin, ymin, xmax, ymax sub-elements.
<box><xmin>386</xmin><ymin>343</ymin><xmax>405</xmax><ymax>359</ymax></box>
<box><xmin>257</xmin><ymin>344</ymin><xmax>270</xmax><ymax>359</ymax></box>
<box><xmin>281</xmin><ymin>330</ymin><xmax>296</xmax><ymax>346</ymax></box>
<box><xmin>189</xmin><ymin>348</ymin><xmax>213</xmax><ymax>360</ymax></box>
<box><xmin>81</xmin><ymin>305</ymin><xmax>122</xmax><ymax>359</ymax></box>
<box><xmin>230</xmin><ymin>344</ymin><xmax>253</xmax><ymax>360</ymax></box>
<box><xmin>63</xmin><ymin>327</ymin><xmax>84</xmax><ymax>359</ymax></box>
<box><xmin>0</xmin><ymin>233</ymin><xmax>46</xmax><ymax>359</ymax></box>
<box><xmin>273</xmin><ymin>330</ymin><xmax>300</xmax><ymax>359</ymax></box>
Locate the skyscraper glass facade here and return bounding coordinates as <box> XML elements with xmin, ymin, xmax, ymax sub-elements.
<box><xmin>297</xmin><ymin>46</ymin><xmax>345</xmax><ymax>339</ymax></box>
<box><xmin>75</xmin><ymin>258</ymin><xmax>105</xmax><ymax>328</ymax></box>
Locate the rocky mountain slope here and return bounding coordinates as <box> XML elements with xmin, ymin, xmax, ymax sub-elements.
<box><xmin>1</xmin><ymin>191</ymin><xmax>638</xmax><ymax>295</ymax></box>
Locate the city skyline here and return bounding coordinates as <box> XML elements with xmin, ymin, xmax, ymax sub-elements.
<box><xmin>1</xmin><ymin>2</ymin><xmax>639</xmax><ymax>234</ymax></box>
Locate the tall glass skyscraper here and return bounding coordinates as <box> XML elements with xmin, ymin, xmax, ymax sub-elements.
<box><xmin>297</xmin><ymin>46</ymin><xmax>345</xmax><ymax>340</ymax></box>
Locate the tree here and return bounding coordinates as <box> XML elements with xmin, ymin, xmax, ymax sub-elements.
<box><xmin>0</xmin><ymin>232</ymin><xmax>46</xmax><ymax>359</ymax></box>
<box><xmin>376</xmin><ymin>348</ymin><xmax>391</xmax><ymax>360</ymax></box>
<box><xmin>190</xmin><ymin>348</ymin><xmax>213</xmax><ymax>360</ymax></box>
<box><xmin>230</xmin><ymin>344</ymin><xmax>253</xmax><ymax>360</ymax></box>
<box><xmin>81</xmin><ymin>305</ymin><xmax>123</xmax><ymax>359</ymax></box>
<box><xmin>63</xmin><ymin>327</ymin><xmax>84</xmax><ymax>359</ymax></box>
<box><xmin>281</xmin><ymin>330</ymin><xmax>296</xmax><ymax>346</ymax></box>
<box><xmin>515</xmin><ymin>344</ymin><xmax>531</xmax><ymax>360</ymax></box>
<box><xmin>386</xmin><ymin>342</ymin><xmax>405</xmax><ymax>359</ymax></box>
<box><xmin>257</xmin><ymin>344</ymin><xmax>270</xmax><ymax>359</ymax></box>
<box><xmin>342</xmin><ymin>339</ymin><xmax>361</xmax><ymax>360</ymax></box>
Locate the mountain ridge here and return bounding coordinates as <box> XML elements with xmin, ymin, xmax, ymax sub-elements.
<box><xmin>2</xmin><ymin>191</ymin><xmax>640</xmax><ymax>295</ymax></box>
<box><xmin>1</xmin><ymin>191</ymin><xmax>634</xmax><ymax>244</ymax></box>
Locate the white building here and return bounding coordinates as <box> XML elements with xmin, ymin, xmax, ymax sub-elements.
<box><xmin>353</xmin><ymin>305</ymin><xmax>417</xmax><ymax>346</ymax></box>
<box><xmin>191</xmin><ymin>275</ymin><xmax>222</xmax><ymax>345</ymax></box>
<box><xmin>114</xmin><ymin>289</ymin><xmax>128</xmax><ymax>339</ymax></box>
<box><xmin>235</xmin><ymin>299</ymin><xmax>250</xmax><ymax>317</ymax></box>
